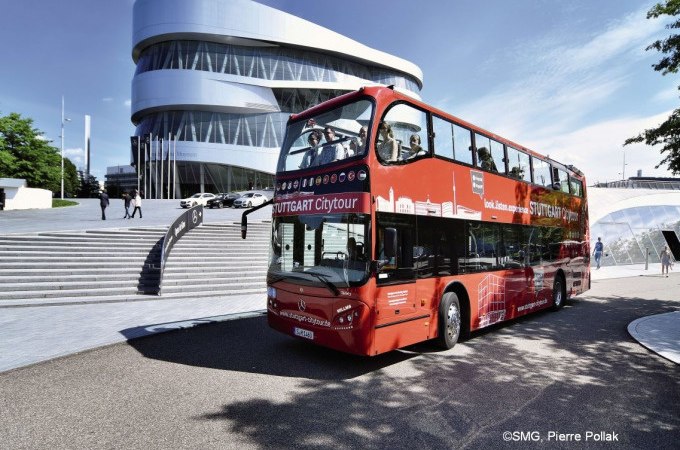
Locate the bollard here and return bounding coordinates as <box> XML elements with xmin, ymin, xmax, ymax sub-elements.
<box><xmin>645</xmin><ymin>247</ymin><xmax>649</xmax><ymax>270</ymax></box>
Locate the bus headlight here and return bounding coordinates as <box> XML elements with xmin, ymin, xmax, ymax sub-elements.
<box><xmin>267</xmin><ymin>287</ymin><xmax>277</xmax><ymax>299</ymax></box>
<box><xmin>332</xmin><ymin>306</ymin><xmax>362</xmax><ymax>330</ymax></box>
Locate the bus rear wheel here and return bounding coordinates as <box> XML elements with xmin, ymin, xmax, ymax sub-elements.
<box><xmin>551</xmin><ymin>275</ymin><xmax>566</xmax><ymax>311</ymax></box>
<box><xmin>437</xmin><ymin>292</ymin><xmax>461</xmax><ymax>349</ymax></box>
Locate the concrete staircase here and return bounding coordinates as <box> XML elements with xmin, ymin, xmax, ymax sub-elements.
<box><xmin>0</xmin><ymin>222</ymin><xmax>270</xmax><ymax>306</ymax></box>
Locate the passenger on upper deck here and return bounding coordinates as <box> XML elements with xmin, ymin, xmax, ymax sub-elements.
<box><xmin>407</xmin><ymin>134</ymin><xmax>425</xmax><ymax>159</ymax></box>
<box><xmin>349</xmin><ymin>126</ymin><xmax>368</xmax><ymax>157</ymax></box>
<box><xmin>477</xmin><ymin>147</ymin><xmax>497</xmax><ymax>172</ymax></box>
<box><xmin>377</xmin><ymin>122</ymin><xmax>399</xmax><ymax>162</ymax></box>
<box><xmin>316</xmin><ymin>126</ymin><xmax>345</xmax><ymax>166</ymax></box>
<box><xmin>300</xmin><ymin>130</ymin><xmax>322</xmax><ymax>169</ymax></box>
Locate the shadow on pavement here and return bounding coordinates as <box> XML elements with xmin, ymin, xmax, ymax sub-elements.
<box><xmin>126</xmin><ymin>315</ymin><xmax>417</xmax><ymax>380</ymax></box>
<box><xmin>123</xmin><ymin>290</ymin><xmax>680</xmax><ymax>448</ymax></box>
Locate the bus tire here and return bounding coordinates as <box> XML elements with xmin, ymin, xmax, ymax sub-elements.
<box><xmin>551</xmin><ymin>274</ymin><xmax>566</xmax><ymax>311</ymax></box>
<box><xmin>437</xmin><ymin>292</ymin><xmax>461</xmax><ymax>349</ymax></box>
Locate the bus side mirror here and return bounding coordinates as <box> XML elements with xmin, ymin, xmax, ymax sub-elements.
<box><xmin>385</xmin><ymin>227</ymin><xmax>397</xmax><ymax>259</ymax></box>
<box><xmin>552</xmin><ymin>182</ymin><xmax>561</xmax><ymax>190</ymax></box>
<box><xmin>241</xmin><ymin>215</ymin><xmax>248</xmax><ymax>239</ymax></box>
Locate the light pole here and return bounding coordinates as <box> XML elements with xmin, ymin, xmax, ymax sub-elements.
<box><xmin>60</xmin><ymin>96</ymin><xmax>71</xmax><ymax>199</ymax></box>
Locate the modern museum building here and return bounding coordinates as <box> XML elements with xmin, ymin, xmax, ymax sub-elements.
<box><xmin>131</xmin><ymin>0</ymin><xmax>423</xmax><ymax>197</ymax></box>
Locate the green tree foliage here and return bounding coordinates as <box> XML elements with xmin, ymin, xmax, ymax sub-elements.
<box><xmin>625</xmin><ymin>0</ymin><xmax>680</xmax><ymax>174</ymax></box>
<box><xmin>78</xmin><ymin>172</ymin><xmax>101</xmax><ymax>198</ymax></box>
<box><xmin>0</xmin><ymin>112</ymin><xmax>79</xmax><ymax>196</ymax></box>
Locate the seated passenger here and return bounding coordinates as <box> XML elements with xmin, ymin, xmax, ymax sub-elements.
<box><xmin>408</xmin><ymin>134</ymin><xmax>425</xmax><ymax>158</ymax></box>
<box><xmin>316</xmin><ymin>126</ymin><xmax>345</xmax><ymax>165</ymax></box>
<box><xmin>509</xmin><ymin>166</ymin><xmax>524</xmax><ymax>179</ymax></box>
<box><xmin>477</xmin><ymin>147</ymin><xmax>497</xmax><ymax>172</ymax></box>
<box><xmin>377</xmin><ymin>122</ymin><xmax>399</xmax><ymax>162</ymax></box>
<box><xmin>300</xmin><ymin>130</ymin><xmax>322</xmax><ymax>169</ymax></box>
<box><xmin>349</xmin><ymin>126</ymin><xmax>367</xmax><ymax>157</ymax></box>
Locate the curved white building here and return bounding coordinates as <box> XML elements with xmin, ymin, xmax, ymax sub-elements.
<box><xmin>131</xmin><ymin>0</ymin><xmax>423</xmax><ymax>197</ymax></box>
<box><xmin>589</xmin><ymin>186</ymin><xmax>680</xmax><ymax>266</ymax></box>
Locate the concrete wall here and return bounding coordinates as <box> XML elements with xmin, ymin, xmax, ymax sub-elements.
<box><xmin>2</xmin><ymin>184</ymin><xmax>52</xmax><ymax>210</ymax></box>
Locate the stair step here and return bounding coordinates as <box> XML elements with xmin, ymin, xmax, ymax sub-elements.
<box><xmin>0</xmin><ymin>220</ymin><xmax>271</xmax><ymax>303</ymax></box>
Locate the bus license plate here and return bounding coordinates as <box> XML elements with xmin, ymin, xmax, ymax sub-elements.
<box><xmin>294</xmin><ymin>327</ymin><xmax>314</xmax><ymax>340</ymax></box>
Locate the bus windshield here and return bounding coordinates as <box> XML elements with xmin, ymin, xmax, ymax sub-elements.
<box><xmin>277</xmin><ymin>99</ymin><xmax>373</xmax><ymax>172</ymax></box>
<box><xmin>269</xmin><ymin>213</ymin><xmax>370</xmax><ymax>289</ymax></box>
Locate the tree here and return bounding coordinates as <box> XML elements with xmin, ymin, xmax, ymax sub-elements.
<box><xmin>0</xmin><ymin>112</ymin><xmax>79</xmax><ymax>196</ymax></box>
<box><xmin>625</xmin><ymin>0</ymin><xmax>680</xmax><ymax>175</ymax></box>
<box><xmin>78</xmin><ymin>172</ymin><xmax>101</xmax><ymax>198</ymax></box>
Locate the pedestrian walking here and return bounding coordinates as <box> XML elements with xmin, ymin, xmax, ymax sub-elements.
<box><xmin>99</xmin><ymin>190</ymin><xmax>110</xmax><ymax>220</ymax></box>
<box><xmin>122</xmin><ymin>193</ymin><xmax>132</xmax><ymax>219</ymax></box>
<box><xmin>593</xmin><ymin>237</ymin><xmax>604</xmax><ymax>269</ymax></box>
<box><xmin>660</xmin><ymin>246</ymin><xmax>673</xmax><ymax>277</ymax></box>
<box><xmin>131</xmin><ymin>191</ymin><xmax>142</xmax><ymax>218</ymax></box>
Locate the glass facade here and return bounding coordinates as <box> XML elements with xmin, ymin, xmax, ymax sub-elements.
<box><xmin>134</xmin><ymin>89</ymin><xmax>349</xmax><ymax>147</ymax></box>
<box><xmin>132</xmin><ymin>31</ymin><xmax>421</xmax><ymax>198</ymax></box>
<box><xmin>135</xmin><ymin>41</ymin><xmax>421</xmax><ymax>92</ymax></box>
<box><xmin>591</xmin><ymin>205</ymin><xmax>680</xmax><ymax>266</ymax></box>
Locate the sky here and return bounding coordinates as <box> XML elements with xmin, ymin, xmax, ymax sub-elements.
<box><xmin>0</xmin><ymin>0</ymin><xmax>677</xmax><ymax>185</ymax></box>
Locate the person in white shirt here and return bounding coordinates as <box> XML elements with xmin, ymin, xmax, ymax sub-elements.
<box><xmin>131</xmin><ymin>191</ymin><xmax>143</xmax><ymax>218</ymax></box>
<box><xmin>316</xmin><ymin>126</ymin><xmax>345</xmax><ymax>165</ymax></box>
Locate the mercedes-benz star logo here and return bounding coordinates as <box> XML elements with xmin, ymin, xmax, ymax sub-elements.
<box><xmin>298</xmin><ymin>299</ymin><xmax>306</xmax><ymax>311</ymax></box>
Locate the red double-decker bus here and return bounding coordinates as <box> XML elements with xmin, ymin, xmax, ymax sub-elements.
<box><xmin>244</xmin><ymin>86</ymin><xmax>589</xmax><ymax>356</ymax></box>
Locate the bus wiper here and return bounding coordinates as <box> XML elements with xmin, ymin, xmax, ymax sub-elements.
<box><xmin>305</xmin><ymin>271</ymin><xmax>340</xmax><ymax>296</ymax></box>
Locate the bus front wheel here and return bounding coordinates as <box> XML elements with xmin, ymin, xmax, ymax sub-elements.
<box><xmin>551</xmin><ymin>275</ymin><xmax>566</xmax><ymax>311</ymax></box>
<box><xmin>437</xmin><ymin>292</ymin><xmax>461</xmax><ymax>349</ymax></box>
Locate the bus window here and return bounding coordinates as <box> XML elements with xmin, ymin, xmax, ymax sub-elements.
<box><xmin>378</xmin><ymin>103</ymin><xmax>429</xmax><ymax>163</ymax></box>
<box><xmin>433</xmin><ymin>116</ymin><xmax>454</xmax><ymax>160</ymax></box>
<box><xmin>506</xmin><ymin>146</ymin><xmax>531</xmax><ymax>182</ymax></box>
<box><xmin>463</xmin><ymin>222</ymin><xmax>502</xmax><ymax>272</ymax></box>
<box><xmin>532</xmin><ymin>157</ymin><xmax>552</xmax><ymax>188</ymax></box>
<box><xmin>277</xmin><ymin>99</ymin><xmax>373</xmax><ymax>172</ymax></box>
<box><xmin>376</xmin><ymin>213</ymin><xmax>415</xmax><ymax>283</ymax></box>
<box><xmin>416</xmin><ymin>216</ymin><xmax>463</xmax><ymax>277</ymax></box>
<box><xmin>490</xmin><ymin>139</ymin><xmax>506</xmax><ymax>174</ymax></box>
<box><xmin>553</xmin><ymin>167</ymin><xmax>570</xmax><ymax>194</ymax></box>
<box><xmin>501</xmin><ymin>224</ymin><xmax>526</xmax><ymax>268</ymax></box>
<box><xmin>453</xmin><ymin>123</ymin><xmax>474</xmax><ymax>166</ymax></box>
<box><xmin>474</xmin><ymin>134</ymin><xmax>496</xmax><ymax>172</ymax></box>
<box><xmin>570</xmin><ymin>177</ymin><xmax>584</xmax><ymax>197</ymax></box>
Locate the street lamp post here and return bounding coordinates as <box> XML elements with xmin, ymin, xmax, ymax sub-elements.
<box><xmin>60</xmin><ymin>96</ymin><xmax>71</xmax><ymax>200</ymax></box>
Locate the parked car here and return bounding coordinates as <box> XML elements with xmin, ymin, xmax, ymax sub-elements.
<box><xmin>179</xmin><ymin>193</ymin><xmax>215</xmax><ymax>208</ymax></box>
<box><xmin>206</xmin><ymin>192</ymin><xmax>240</xmax><ymax>209</ymax></box>
<box><xmin>233</xmin><ymin>192</ymin><xmax>268</xmax><ymax>208</ymax></box>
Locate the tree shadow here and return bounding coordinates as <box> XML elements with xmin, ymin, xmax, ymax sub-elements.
<box><xmin>125</xmin><ymin>284</ymin><xmax>680</xmax><ymax>448</ymax></box>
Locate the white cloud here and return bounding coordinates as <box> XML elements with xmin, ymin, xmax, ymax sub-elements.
<box><xmin>435</xmin><ymin>5</ymin><xmax>675</xmax><ymax>185</ymax></box>
<box><xmin>523</xmin><ymin>111</ymin><xmax>674</xmax><ymax>184</ymax></box>
<box><xmin>124</xmin><ymin>99</ymin><xmax>131</xmax><ymax>107</ymax></box>
<box><xmin>65</xmin><ymin>147</ymin><xmax>85</xmax><ymax>169</ymax></box>
<box><xmin>102</xmin><ymin>97</ymin><xmax>113</xmax><ymax>102</ymax></box>
<box><xmin>445</xmin><ymin>5</ymin><xmax>666</xmax><ymax>136</ymax></box>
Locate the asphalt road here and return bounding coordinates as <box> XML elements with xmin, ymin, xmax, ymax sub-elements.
<box><xmin>1</xmin><ymin>276</ymin><xmax>678</xmax><ymax>449</ymax></box>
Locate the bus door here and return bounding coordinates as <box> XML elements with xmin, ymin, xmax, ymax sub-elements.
<box><xmin>374</xmin><ymin>213</ymin><xmax>427</xmax><ymax>351</ymax></box>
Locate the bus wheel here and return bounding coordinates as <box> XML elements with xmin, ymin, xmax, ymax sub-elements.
<box><xmin>437</xmin><ymin>292</ymin><xmax>461</xmax><ymax>349</ymax></box>
<box><xmin>551</xmin><ymin>275</ymin><xmax>565</xmax><ymax>311</ymax></box>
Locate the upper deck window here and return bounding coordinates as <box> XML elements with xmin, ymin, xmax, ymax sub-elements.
<box><xmin>506</xmin><ymin>146</ymin><xmax>531</xmax><ymax>183</ymax></box>
<box><xmin>553</xmin><ymin>167</ymin><xmax>571</xmax><ymax>194</ymax></box>
<box><xmin>570</xmin><ymin>177</ymin><xmax>584</xmax><ymax>197</ymax></box>
<box><xmin>277</xmin><ymin>99</ymin><xmax>373</xmax><ymax>173</ymax></box>
<box><xmin>433</xmin><ymin>116</ymin><xmax>474</xmax><ymax>166</ymax></box>
<box><xmin>377</xmin><ymin>103</ymin><xmax>430</xmax><ymax>164</ymax></box>
<box><xmin>532</xmin><ymin>157</ymin><xmax>552</xmax><ymax>188</ymax></box>
<box><xmin>475</xmin><ymin>134</ymin><xmax>505</xmax><ymax>174</ymax></box>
